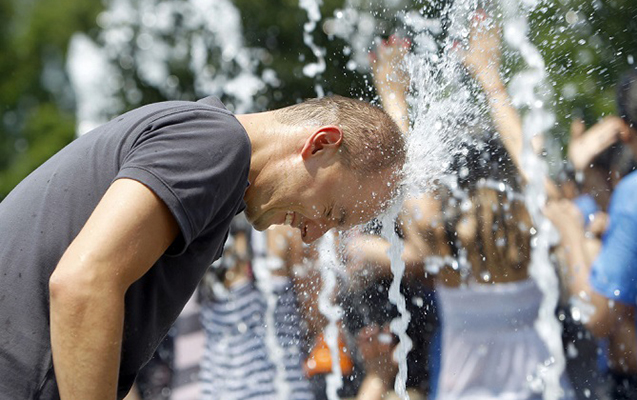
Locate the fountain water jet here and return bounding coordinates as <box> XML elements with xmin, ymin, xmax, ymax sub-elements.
<box><xmin>499</xmin><ymin>0</ymin><xmax>569</xmax><ymax>397</ymax></box>
<box><xmin>252</xmin><ymin>231</ymin><xmax>294</xmax><ymax>400</ymax></box>
<box><xmin>316</xmin><ymin>234</ymin><xmax>345</xmax><ymax>400</ymax></box>
<box><xmin>380</xmin><ymin>200</ymin><xmax>412</xmax><ymax>400</ymax></box>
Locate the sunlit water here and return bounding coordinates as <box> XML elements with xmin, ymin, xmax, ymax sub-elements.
<box><xmin>380</xmin><ymin>200</ymin><xmax>412</xmax><ymax>399</ymax></box>
<box><xmin>329</xmin><ymin>0</ymin><xmax>570</xmax><ymax>399</ymax></box>
<box><xmin>500</xmin><ymin>0</ymin><xmax>567</xmax><ymax>397</ymax></box>
<box><xmin>317</xmin><ymin>234</ymin><xmax>346</xmax><ymax>400</ymax></box>
<box><xmin>252</xmin><ymin>231</ymin><xmax>293</xmax><ymax>400</ymax></box>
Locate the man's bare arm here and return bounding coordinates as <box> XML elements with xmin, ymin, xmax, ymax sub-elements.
<box><xmin>49</xmin><ymin>178</ymin><xmax>179</xmax><ymax>399</ymax></box>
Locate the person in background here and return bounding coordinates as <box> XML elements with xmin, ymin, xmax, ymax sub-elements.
<box><xmin>567</xmin><ymin>114</ymin><xmax>635</xmax><ymax>214</ymax></box>
<box><xmin>348</xmin><ymin>12</ymin><xmax>575</xmax><ymax>399</ymax></box>
<box><xmin>198</xmin><ymin>215</ymin><xmax>315</xmax><ymax>400</ymax></box>
<box><xmin>544</xmin><ymin>68</ymin><xmax>637</xmax><ymax>400</ymax></box>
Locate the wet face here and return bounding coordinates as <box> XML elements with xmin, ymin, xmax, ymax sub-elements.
<box><xmin>245</xmin><ymin>163</ymin><xmax>397</xmax><ymax>243</ymax></box>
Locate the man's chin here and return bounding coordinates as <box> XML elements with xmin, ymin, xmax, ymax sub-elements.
<box><xmin>245</xmin><ymin>213</ymin><xmax>270</xmax><ymax>231</ymax></box>
<box><xmin>252</xmin><ymin>224</ymin><xmax>268</xmax><ymax>232</ymax></box>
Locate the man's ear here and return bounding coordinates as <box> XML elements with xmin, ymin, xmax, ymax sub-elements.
<box><xmin>301</xmin><ymin>126</ymin><xmax>343</xmax><ymax>160</ymax></box>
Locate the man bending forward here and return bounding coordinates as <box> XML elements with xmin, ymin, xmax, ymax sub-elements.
<box><xmin>0</xmin><ymin>95</ymin><xmax>405</xmax><ymax>399</ymax></box>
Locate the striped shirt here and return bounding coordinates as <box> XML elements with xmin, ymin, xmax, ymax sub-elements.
<box><xmin>199</xmin><ymin>277</ymin><xmax>314</xmax><ymax>400</ymax></box>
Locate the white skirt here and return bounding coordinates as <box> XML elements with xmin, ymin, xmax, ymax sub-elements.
<box><xmin>436</xmin><ymin>279</ymin><xmax>572</xmax><ymax>400</ymax></box>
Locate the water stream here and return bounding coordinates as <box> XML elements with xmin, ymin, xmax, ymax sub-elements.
<box><xmin>499</xmin><ymin>0</ymin><xmax>568</xmax><ymax>397</ymax></box>
<box><xmin>252</xmin><ymin>231</ymin><xmax>293</xmax><ymax>400</ymax></box>
<box><xmin>380</xmin><ymin>200</ymin><xmax>412</xmax><ymax>400</ymax></box>
<box><xmin>317</xmin><ymin>234</ymin><xmax>346</xmax><ymax>400</ymax></box>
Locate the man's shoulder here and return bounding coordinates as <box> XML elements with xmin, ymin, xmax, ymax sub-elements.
<box><xmin>123</xmin><ymin>97</ymin><xmax>235</xmax><ymax>126</ymax></box>
<box><xmin>142</xmin><ymin>98</ymin><xmax>251</xmax><ymax>156</ymax></box>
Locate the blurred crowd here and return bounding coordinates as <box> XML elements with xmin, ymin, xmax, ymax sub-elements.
<box><xmin>124</xmin><ymin>11</ymin><xmax>637</xmax><ymax>400</ymax></box>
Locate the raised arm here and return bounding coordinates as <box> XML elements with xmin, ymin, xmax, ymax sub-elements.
<box><xmin>544</xmin><ymin>198</ymin><xmax>637</xmax><ymax>373</ymax></box>
<box><xmin>462</xmin><ymin>12</ymin><xmax>561</xmax><ymax>199</ymax></box>
<box><xmin>370</xmin><ymin>35</ymin><xmax>411</xmax><ymax>134</ymax></box>
<box><xmin>567</xmin><ymin>116</ymin><xmax>629</xmax><ymax>172</ymax></box>
<box><xmin>49</xmin><ymin>178</ymin><xmax>179</xmax><ymax>399</ymax></box>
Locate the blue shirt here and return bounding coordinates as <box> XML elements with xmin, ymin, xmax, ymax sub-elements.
<box><xmin>590</xmin><ymin>170</ymin><xmax>637</xmax><ymax>305</ymax></box>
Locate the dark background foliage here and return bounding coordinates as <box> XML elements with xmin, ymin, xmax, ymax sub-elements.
<box><xmin>1</xmin><ymin>0</ymin><xmax>635</xmax><ymax>199</ymax></box>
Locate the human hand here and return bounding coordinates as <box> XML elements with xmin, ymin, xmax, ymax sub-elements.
<box><xmin>461</xmin><ymin>10</ymin><xmax>502</xmax><ymax>91</ymax></box>
<box><xmin>544</xmin><ymin>199</ymin><xmax>585</xmax><ymax>239</ymax></box>
<box><xmin>357</xmin><ymin>324</ymin><xmax>398</xmax><ymax>385</ymax></box>
<box><xmin>568</xmin><ymin>116</ymin><xmax>630</xmax><ymax>171</ymax></box>
<box><xmin>587</xmin><ymin>211</ymin><xmax>609</xmax><ymax>239</ymax></box>
<box><xmin>370</xmin><ymin>35</ymin><xmax>411</xmax><ymax>95</ymax></box>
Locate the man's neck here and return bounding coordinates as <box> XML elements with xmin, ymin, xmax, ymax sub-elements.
<box><xmin>235</xmin><ymin>111</ymin><xmax>287</xmax><ymax>184</ymax></box>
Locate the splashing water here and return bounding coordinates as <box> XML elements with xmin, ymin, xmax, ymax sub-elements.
<box><xmin>329</xmin><ymin>0</ymin><xmax>570</xmax><ymax>399</ymax></box>
<box><xmin>317</xmin><ymin>234</ymin><xmax>345</xmax><ymax>400</ymax></box>
<box><xmin>499</xmin><ymin>0</ymin><xmax>568</xmax><ymax>398</ymax></box>
<box><xmin>299</xmin><ymin>0</ymin><xmax>326</xmax><ymax>97</ymax></box>
<box><xmin>251</xmin><ymin>231</ymin><xmax>293</xmax><ymax>400</ymax></box>
<box><xmin>380</xmin><ymin>199</ymin><xmax>413</xmax><ymax>400</ymax></box>
<box><xmin>322</xmin><ymin>3</ymin><xmax>477</xmax><ymax>400</ymax></box>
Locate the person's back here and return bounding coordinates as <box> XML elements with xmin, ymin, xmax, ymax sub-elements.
<box><xmin>418</xmin><ymin>136</ymin><xmax>573</xmax><ymax>399</ymax></box>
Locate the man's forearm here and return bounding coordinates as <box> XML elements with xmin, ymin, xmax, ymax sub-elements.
<box><xmin>48</xmin><ymin>178</ymin><xmax>180</xmax><ymax>399</ymax></box>
<box><xmin>50</xmin><ymin>271</ymin><xmax>125</xmax><ymax>400</ymax></box>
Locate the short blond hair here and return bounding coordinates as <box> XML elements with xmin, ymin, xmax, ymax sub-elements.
<box><xmin>274</xmin><ymin>95</ymin><xmax>406</xmax><ymax>176</ymax></box>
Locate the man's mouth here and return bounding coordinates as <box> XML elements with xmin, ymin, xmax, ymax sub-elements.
<box><xmin>284</xmin><ymin>211</ymin><xmax>294</xmax><ymax>226</ymax></box>
<box><xmin>282</xmin><ymin>211</ymin><xmax>310</xmax><ymax>239</ymax></box>
<box><xmin>284</xmin><ymin>211</ymin><xmax>308</xmax><ymax>239</ymax></box>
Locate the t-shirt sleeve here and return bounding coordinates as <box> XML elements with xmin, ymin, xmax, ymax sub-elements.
<box><xmin>590</xmin><ymin>174</ymin><xmax>637</xmax><ymax>305</ymax></box>
<box><xmin>114</xmin><ymin>107</ymin><xmax>251</xmax><ymax>255</ymax></box>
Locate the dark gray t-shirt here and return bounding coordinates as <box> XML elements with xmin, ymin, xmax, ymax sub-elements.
<box><xmin>0</xmin><ymin>97</ymin><xmax>251</xmax><ymax>399</ymax></box>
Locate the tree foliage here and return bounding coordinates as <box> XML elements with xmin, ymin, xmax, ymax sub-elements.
<box><xmin>0</xmin><ymin>0</ymin><xmax>635</xmax><ymax>199</ymax></box>
<box><xmin>0</xmin><ymin>0</ymin><xmax>101</xmax><ymax>198</ymax></box>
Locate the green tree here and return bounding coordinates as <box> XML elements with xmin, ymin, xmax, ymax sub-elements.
<box><xmin>0</xmin><ymin>0</ymin><xmax>101</xmax><ymax>199</ymax></box>
<box><xmin>531</xmin><ymin>0</ymin><xmax>637</xmax><ymax>144</ymax></box>
<box><xmin>1</xmin><ymin>0</ymin><xmax>635</xmax><ymax>199</ymax></box>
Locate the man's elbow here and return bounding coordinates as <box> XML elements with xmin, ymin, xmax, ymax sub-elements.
<box><xmin>49</xmin><ymin>259</ymin><xmax>123</xmax><ymax>310</ymax></box>
<box><xmin>49</xmin><ymin>268</ymin><xmax>93</xmax><ymax>313</ymax></box>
